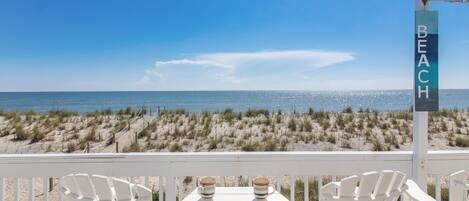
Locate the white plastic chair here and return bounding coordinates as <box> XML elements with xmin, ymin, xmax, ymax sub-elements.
<box><xmin>74</xmin><ymin>174</ymin><xmax>98</xmax><ymax>201</ymax></box>
<box><xmin>112</xmin><ymin>177</ymin><xmax>135</xmax><ymax>201</ymax></box>
<box><xmin>320</xmin><ymin>170</ymin><xmax>420</xmax><ymax>201</ymax></box>
<box><xmin>135</xmin><ymin>184</ymin><xmax>153</xmax><ymax>201</ymax></box>
<box><xmin>402</xmin><ymin>180</ymin><xmax>437</xmax><ymax>201</ymax></box>
<box><xmin>449</xmin><ymin>170</ymin><xmax>469</xmax><ymax>201</ymax></box>
<box><xmin>58</xmin><ymin>176</ymin><xmax>71</xmax><ymax>199</ymax></box>
<box><xmin>60</xmin><ymin>174</ymin><xmax>153</xmax><ymax>201</ymax></box>
<box><xmin>91</xmin><ymin>174</ymin><xmax>115</xmax><ymax>201</ymax></box>
<box><xmin>60</xmin><ymin>174</ymin><xmax>81</xmax><ymax>201</ymax></box>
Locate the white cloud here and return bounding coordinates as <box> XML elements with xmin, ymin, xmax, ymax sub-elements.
<box><xmin>155</xmin><ymin>59</ymin><xmax>233</xmax><ymax>69</ymax></box>
<box><xmin>196</xmin><ymin>50</ymin><xmax>355</xmax><ymax>69</ymax></box>
<box><xmin>140</xmin><ymin>49</ymin><xmax>355</xmax><ymax>86</ymax></box>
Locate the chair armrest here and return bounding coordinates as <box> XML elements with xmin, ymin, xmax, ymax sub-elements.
<box><xmin>135</xmin><ymin>184</ymin><xmax>152</xmax><ymax>198</ymax></box>
<box><xmin>402</xmin><ymin>180</ymin><xmax>436</xmax><ymax>201</ymax></box>
<box><xmin>320</xmin><ymin>182</ymin><xmax>341</xmax><ymax>198</ymax></box>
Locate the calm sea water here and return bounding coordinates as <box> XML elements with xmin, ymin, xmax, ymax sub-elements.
<box><xmin>0</xmin><ymin>90</ymin><xmax>469</xmax><ymax>113</ymax></box>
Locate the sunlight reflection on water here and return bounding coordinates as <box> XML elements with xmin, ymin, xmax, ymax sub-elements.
<box><xmin>0</xmin><ymin>90</ymin><xmax>468</xmax><ymax>113</ymax></box>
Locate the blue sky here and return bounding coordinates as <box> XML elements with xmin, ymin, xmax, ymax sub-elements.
<box><xmin>0</xmin><ymin>0</ymin><xmax>468</xmax><ymax>91</ymax></box>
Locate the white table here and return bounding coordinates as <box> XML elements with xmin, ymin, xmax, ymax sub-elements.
<box><xmin>182</xmin><ymin>187</ymin><xmax>289</xmax><ymax>201</ymax></box>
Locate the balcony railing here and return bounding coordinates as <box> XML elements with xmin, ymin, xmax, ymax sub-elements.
<box><xmin>0</xmin><ymin>151</ymin><xmax>468</xmax><ymax>201</ymax></box>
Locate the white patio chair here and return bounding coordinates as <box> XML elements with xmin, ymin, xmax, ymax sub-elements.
<box><xmin>60</xmin><ymin>174</ymin><xmax>153</xmax><ymax>201</ymax></box>
<box><xmin>449</xmin><ymin>170</ymin><xmax>469</xmax><ymax>201</ymax></box>
<box><xmin>58</xmin><ymin>176</ymin><xmax>72</xmax><ymax>198</ymax></box>
<box><xmin>320</xmin><ymin>170</ymin><xmax>435</xmax><ymax>201</ymax></box>
<box><xmin>60</xmin><ymin>174</ymin><xmax>82</xmax><ymax>201</ymax></box>
<box><xmin>91</xmin><ymin>174</ymin><xmax>115</xmax><ymax>201</ymax></box>
<box><xmin>402</xmin><ymin>179</ymin><xmax>437</xmax><ymax>201</ymax></box>
<box><xmin>135</xmin><ymin>184</ymin><xmax>153</xmax><ymax>201</ymax></box>
<box><xmin>74</xmin><ymin>173</ymin><xmax>99</xmax><ymax>201</ymax></box>
<box><xmin>112</xmin><ymin>177</ymin><xmax>135</xmax><ymax>201</ymax></box>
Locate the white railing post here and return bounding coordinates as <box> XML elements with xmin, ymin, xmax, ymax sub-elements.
<box><xmin>178</xmin><ymin>177</ymin><xmax>183</xmax><ymax>201</ymax></box>
<box><xmin>166</xmin><ymin>176</ymin><xmax>176</xmax><ymax>201</ymax></box>
<box><xmin>192</xmin><ymin>176</ymin><xmax>196</xmax><ymax>189</ymax></box>
<box><xmin>0</xmin><ymin>178</ymin><xmax>3</xmax><ymax>201</ymax></box>
<box><xmin>29</xmin><ymin>178</ymin><xmax>35</xmax><ymax>201</ymax></box>
<box><xmin>303</xmin><ymin>176</ymin><xmax>309</xmax><ymax>201</ymax></box>
<box><xmin>14</xmin><ymin>178</ymin><xmax>20</xmax><ymax>201</ymax></box>
<box><xmin>290</xmin><ymin>176</ymin><xmax>295</xmax><ymax>201</ymax></box>
<box><xmin>43</xmin><ymin>177</ymin><xmax>49</xmax><ymax>201</ymax></box>
<box><xmin>144</xmin><ymin>176</ymin><xmax>149</xmax><ymax>187</ymax></box>
<box><xmin>435</xmin><ymin>175</ymin><xmax>441</xmax><ymax>201</ymax></box>
<box><xmin>220</xmin><ymin>176</ymin><xmax>225</xmax><ymax>187</ymax></box>
<box><xmin>318</xmin><ymin>177</ymin><xmax>323</xmax><ymax>201</ymax></box>
<box><xmin>276</xmin><ymin>176</ymin><xmax>281</xmax><ymax>192</ymax></box>
<box><xmin>159</xmin><ymin>177</ymin><xmax>164</xmax><ymax>201</ymax></box>
<box><xmin>413</xmin><ymin>0</ymin><xmax>429</xmax><ymax>192</ymax></box>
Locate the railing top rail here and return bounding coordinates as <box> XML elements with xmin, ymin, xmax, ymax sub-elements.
<box><xmin>0</xmin><ymin>151</ymin><xmax>466</xmax><ymax>177</ymax></box>
<box><xmin>1</xmin><ymin>150</ymin><xmax>468</xmax><ymax>158</ymax></box>
<box><xmin>0</xmin><ymin>151</ymin><xmax>414</xmax><ymax>177</ymax></box>
<box><xmin>0</xmin><ymin>151</ymin><xmax>415</xmax><ymax>157</ymax></box>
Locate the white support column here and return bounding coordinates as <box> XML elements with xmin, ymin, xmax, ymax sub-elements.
<box><xmin>413</xmin><ymin>0</ymin><xmax>429</xmax><ymax>192</ymax></box>
<box><xmin>412</xmin><ymin>111</ymin><xmax>428</xmax><ymax>191</ymax></box>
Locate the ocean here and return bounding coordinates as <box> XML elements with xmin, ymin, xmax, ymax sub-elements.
<box><xmin>0</xmin><ymin>90</ymin><xmax>469</xmax><ymax>113</ymax></box>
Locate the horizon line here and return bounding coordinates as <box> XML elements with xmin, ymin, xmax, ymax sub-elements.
<box><xmin>1</xmin><ymin>88</ymin><xmax>469</xmax><ymax>93</ymax></box>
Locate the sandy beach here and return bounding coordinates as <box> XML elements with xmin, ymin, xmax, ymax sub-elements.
<box><xmin>1</xmin><ymin>107</ymin><xmax>469</xmax><ymax>154</ymax></box>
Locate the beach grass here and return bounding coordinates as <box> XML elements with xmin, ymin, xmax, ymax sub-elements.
<box><xmin>0</xmin><ymin>106</ymin><xmax>469</xmax><ymax>154</ymax></box>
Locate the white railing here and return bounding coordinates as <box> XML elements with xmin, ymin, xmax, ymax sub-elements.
<box><xmin>0</xmin><ymin>151</ymin><xmax>468</xmax><ymax>201</ymax></box>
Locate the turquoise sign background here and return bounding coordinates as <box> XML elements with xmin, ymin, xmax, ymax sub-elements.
<box><xmin>415</xmin><ymin>11</ymin><xmax>438</xmax><ymax>111</ymax></box>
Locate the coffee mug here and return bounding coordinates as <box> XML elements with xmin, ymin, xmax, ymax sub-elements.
<box><xmin>253</xmin><ymin>177</ymin><xmax>275</xmax><ymax>200</ymax></box>
<box><xmin>197</xmin><ymin>177</ymin><xmax>216</xmax><ymax>200</ymax></box>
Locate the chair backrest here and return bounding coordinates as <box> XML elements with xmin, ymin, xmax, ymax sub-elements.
<box><xmin>449</xmin><ymin>170</ymin><xmax>467</xmax><ymax>201</ymax></box>
<box><xmin>373</xmin><ymin>170</ymin><xmax>395</xmax><ymax>199</ymax></box>
<box><xmin>338</xmin><ymin>175</ymin><xmax>359</xmax><ymax>198</ymax></box>
<box><xmin>135</xmin><ymin>184</ymin><xmax>152</xmax><ymax>201</ymax></box>
<box><xmin>356</xmin><ymin>171</ymin><xmax>379</xmax><ymax>199</ymax></box>
<box><xmin>388</xmin><ymin>171</ymin><xmax>407</xmax><ymax>201</ymax></box>
<box><xmin>62</xmin><ymin>174</ymin><xmax>81</xmax><ymax>197</ymax></box>
<box><xmin>91</xmin><ymin>175</ymin><xmax>114</xmax><ymax>201</ymax></box>
<box><xmin>321</xmin><ymin>170</ymin><xmax>407</xmax><ymax>201</ymax></box>
<box><xmin>74</xmin><ymin>173</ymin><xmax>98</xmax><ymax>200</ymax></box>
<box><xmin>112</xmin><ymin>177</ymin><xmax>134</xmax><ymax>201</ymax></box>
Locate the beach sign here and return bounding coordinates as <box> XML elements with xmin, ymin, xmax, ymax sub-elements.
<box><xmin>414</xmin><ymin>11</ymin><xmax>438</xmax><ymax>111</ymax></box>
